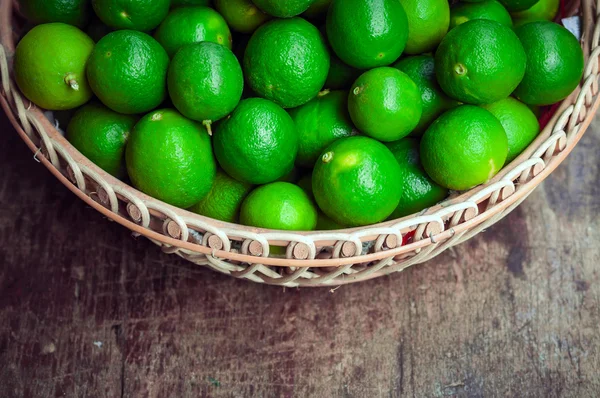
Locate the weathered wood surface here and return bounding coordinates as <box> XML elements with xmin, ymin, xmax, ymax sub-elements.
<box><xmin>0</xmin><ymin>111</ymin><xmax>599</xmax><ymax>398</ymax></box>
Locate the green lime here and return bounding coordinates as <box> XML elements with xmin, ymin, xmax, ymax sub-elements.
<box><xmin>87</xmin><ymin>30</ymin><xmax>169</xmax><ymax>114</ymax></box>
<box><xmin>400</xmin><ymin>0</ymin><xmax>450</xmax><ymax>54</ymax></box>
<box><xmin>214</xmin><ymin>0</ymin><xmax>271</xmax><ymax>34</ymax></box>
<box><xmin>86</xmin><ymin>16</ymin><xmax>113</xmax><ymax>42</ymax></box>
<box><xmin>126</xmin><ymin>109</ymin><xmax>217</xmax><ymax>208</ymax></box>
<box><xmin>20</xmin><ymin>0</ymin><xmax>91</xmax><ymax>28</ymax></box>
<box><xmin>511</xmin><ymin>0</ymin><xmax>559</xmax><ymax>27</ymax></box>
<box><xmin>316</xmin><ymin>212</ymin><xmax>345</xmax><ymax>230</ymax></box>
<box><xmin>326</xmin><ymin>0</ymin><xmax>408</xmax><ymax>69</ymax></box>
<box><xmin>172</xmin><ymin>0</ymin><xmax>211</xmax><ymax>6</ymax></box>
<box><xmin>252</xmin><ymin>0</ymin><xmax>316</xmax><ymax>17</ymax></box>
<box><xmin>349</xmin><ymin>67</ymin><xmax>422</xmax><ymax>142</ymax></box>
<box><xmin>66</xmin><ymin>102</ymin><xmax>137</xmax><ymax>178</ymax></box>
<box><xmin>449</xmin><ymin>0</ymin><xmax>513</xmax><ymax>30</ymax></box>
<box><xmin>240</xmin><ymin>182</ymin><xmax>318</xmax><ymax>231</ymax></box>
<box><xmin>168</xmin><ymin>42</ymin><xmax>243</xmax><ymax>124</ymax></box>
<box><xmin>213</xmin><ymin>98</ymin><xmax>298</xmax><ymax>184</ymax></box>
<box><xmin>303</xmin><ymin>0</ymin><xmax>331</xmax><ymax>19</ymax></box>
<box><xmin>288</xmin><ymin>90</ymin><xmax>355</xmax><ymax>168</ymax></box>
<box><xmin>189</xmin><ymin>170</ymin><xmax>253</xmax><ymax>223</ymax></box>
<box><xmin>14</xmin><ymin>23</ymin><xmax>94</xmax><ymax>111</ymax></box>
<box><xmin>498</xmin><ymin>0</ymin><xmax>539</xmax><ymax>12</ymax></box>
<box><xmin>421</xmin><ymin>105</ymin><xmax>508</xmax><ymax>190</ymax></box>
<box><xmin>92</xmin><ymin>0</ymin><xmax>170</xmax><ymax>31</ymax></box>
<box><xmin>385</xmin><ymin>138</ymin><xmax>448</xmax><ymax>218</ymax></box>
<box><xmin>244</xmin><ymin>18</ymin><xmax>330</xmax><ymax>108</ymax></box>
<box><xmin>482</xmin><ymin>97</ymin><xmax>540</xmax><ymax>163</ymax></box>
<box><xmin>393</xmin><ymin>55</ymin><xmax>457</xmax><ymax>135</ymax></box>
<box><xmin>435</xmin><ymin>19</ymin><xmax>526</xmax><ymax>104</ymax></box>
<box><xmin>313</xmin><ymin>136</ymin><xmax>402</xmax><ymax>227</ymax></box>
<box><xmin>154</xmin><ymin>6</ymin><xmax>232</xmax><ymax>58</ymax></box>
<box><xmin>513</xmin><ymin>21</ymin><xmax>584</xmax><ymax>106</ymax></box>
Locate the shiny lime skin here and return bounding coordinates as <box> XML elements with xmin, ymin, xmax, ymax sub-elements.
<box><xmin>326</xmin><ymin>0</ymin><xmax>409</xmax><ymax>69</ymax></box>
<box><xmin>421</xmin><ymin>105</ymin><xmax>508</xmax><ymax>190</ymax></box>
<box><xmin>482</xmin><ymin>97</ymin><xmax>540</xmax><ymax>162</ymax></box>
<box><xmin>126</xmin><ymin>109</ymin><xmax>217</xmax><ymax>208</ymax></box>
<box><xmin>21</xmin><ymin>0</ymin><xmax>91</xmax><ymax>28</ymax></box>
<box><xmin>154</xmin><ymin>6</ymin><xmax>232</xmax><ymax>58</ymax></box>
<box><xmin>92</xmin><ymin>0</ymin><xmax>170</xmax><ymax>31</ymax></box>
<box><xmin>349</xmin><ymin>67</ymin><xmax>423</xmax><ymax>142</ymax></box>
<box><xmin>67</xmin><ymin>102</ymin><xmax>137</xmax><ymax>178</ymax></box>
<box><xmin>393</xmin><ymin>55</ymin><xmax>457</xmax><ymax>135</ymax></box>
<box><xmin>168</xmin><ymin>42</ymin><xmax>243</xmax><ymax>123</ymax></box>
<box><xmin>288</xmin><ymin>90</ymin><xmax>355</xmax><ymax>168</ymax></box>
<box><xmin>189</xmin><ymin>170</ymin><xmax>254</xmax><ymax>223</ymax></box>
<box><xmin>14</xmin><ymin>23</ymin><xmax>94</xmax><ymax>110</ymax></box>
<box><xmin>513</xmin><ymin>22</ymin><xmax>584</xmax><ymax>106</ymax></box>
<box><xmin>449</xmin><ymin>0</ymin><xmax>513</xmax><ymax>30</ymax></box>
<box><xmin>252</xmin><ymin>0</ymin><xmax>316</xmax><ymax>17</ymax></box>
<box><xmin>240</xmin><ymin>182</ymin><xmax>318</xmax><ymax>230</ymax></box>
<box><xmin>213</xmin><ymin>98</ymin><xmax>298</xmax><ymax>184</ymax></box>
<box><xmin>400</xmin><ymin>0</ymin><xmax>450</xmax><ymax>54</ymax></box>
<box><xmin>87</xmin><ymin>30</ymin><xmax>169</xmax><ymax>114</ymax></box>
<box><xmin>214</xmin><ymin>0</ymin><xmax>271</xmax><ymax>34</ymax></box>
<box><xmin>385</xmin><ymin>138</ymin><xmax>448</xmax><ymax>219</ymax></box>
<box><xmin>313</xmin><ymin>136</ymin><xmax>402</xmax><ymax>227</ymax></box>
<box><xmin>435</xmin><ymin>19</ymin><xmax>526</xmax><ymax>105</ymax></box>
<box><xmin>244</xmin><ymin>18</ymin><xmax>330</xmax><ymax>108</ymax></box>
<box><xmin>498</xmin><ymin>0</ymin><xmax>539</xmax><ymax>12</ymax></box>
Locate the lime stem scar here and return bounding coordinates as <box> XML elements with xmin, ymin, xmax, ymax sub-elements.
<box><xmin>322</xmin><ymin>151</ymin><xmax>334</xmax><ymax>163</ymax></box>
<box><xmin>64</xmin><ymin>73</ymin><xmax>79</xmax><ymax>91</ymax></box>
<box><xmin>454</xmin><ymin>63</ymin><xmax>466</xmax><ymax>76</ymax></box>
<box><xmin>203</xmin><ymin>120</ymin><xmax>213</xmax><ymax>136</ymax></box>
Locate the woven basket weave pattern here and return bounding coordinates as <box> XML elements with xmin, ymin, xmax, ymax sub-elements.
<box><xmin>1</xmin><ymin>0</ymin><xmax>599</xmax><ymax>286</ymax></box>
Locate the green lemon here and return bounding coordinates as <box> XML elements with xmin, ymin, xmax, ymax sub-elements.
<box><xmin>326</xmin><ymin>0</ymin><xmax>408</xmax><ymax>69</ymax></box>
<box><xmin>168</xmin><ymin>42</ymin><xmax>243</xmax><ymax>124</ymax></box>
<box><xmin>385</xmin><ymin>138</ymin><xmax>448</xmax><ymax>219</ymax></box>
<box><xmin>513</xmin><ymin>21</ymin><xmax>584</xmax><ymax>106</ymax></box>
<box><xmin>126</xmin><ymin>109</ymin><xmax>217</xmax><ymax>208</ymax></box>
<box><xmin>303</xmin><ymin>0</ymin><xmax>331</xmax><ymax>19</ymax></box>
<box><xmin>213</xmin><ymin>98</ymin><xmax>298</xmax><ymax>184</ymax></box>
<box><xmin>435</xmin><ymin>19</ymin><xmax>526</xmax><ymax>104</ymax></box>
<box><xmin>393</xmin><ymin>55</ymin><xmax>457</xmax><ymax>135</ymax></box>
<box><xmin>67</xmin><ymin>103</ymin><xmax>137</xmax><ymax>178</ymax></box>
<box><xmin>244</xmin><ymin>18</ymin><xmax>330</xmax><ymax>108</ymax></box>
<box><xmin>400</xmin><ymin>0</ymin><xmax>450</xmax><ymax>54</ymax></box>
<box><xmin>252</xmin><ymin>0</ymin><xmax>316</xmax><ymax>17</ymax></box>
<box><xmin>20</xmin><ymin>0</ymin><xmax>91</xmax><ymax>28</ymax></box>
<box><xmin>498</xmin><ymin>0</ymin><xmax>539</xmax><ymax>12</ymax></box>
<box><xmin>189</xmin><ymin>170</ymin><xmax>253</xmax><ymax>223</ymax></box>
<box><xmin>349</xmin><ymin>67</ymin><xmax>422</xmax><ymax>142</ymax></box>
<box><xmin>92</xmin><ymin>0</ymin><xmax>170</xmax><ymax>31</ymax></box>
<box><xmin>172</xmin><ymin>0</ymin><xmax>211</xmax><ymax>6</ymax></box>
<box><xmin>482</xmin><ymin>97</ymin><xmax>540</xmax><ymax>163</ymax></box>
<box><xmin>288</xmin><ymin>90</ymin><xmax>355</xmax><ymax>168</ymax></box>
<box><xmin>154</xmin><ymin>6</ymin><xmax>232</xmax><ymax>58</ymax></box>
<box><xmin>214</xmin><ymin>0</ymin><xmax>271</xmax><ymax>34</ymax></box>
<box><xmin>87</xmin><ymin>30</ymin><xmax>169</xmax><ymax>114</ymax></box>
<box><xmin>240</xmin><ymin>182</ymin><xmax>318</xmax><ymax>230</ymax></box>
<box><xmin>421</xmin><ymin>105</ymin><xmax>508</xmax><ymax>190</ymax></box>
<box><xmin>14</xmin><ymin>23</ymin><xmax>94</xmax><ymax>111</ymax></box>
<box><xmin>449</xmin><ymin>0</ymin><xmax>513</xmax><ymax>30</ymax></box>
<box><xmin>511</xmin><ymin>0</ymin><xmax>559</xmax><ymax>27</ymax></box>
<box><xmin>313</xmin><ymin>136</ymin><xmax>402</xmax><ymax>227</ymax></box>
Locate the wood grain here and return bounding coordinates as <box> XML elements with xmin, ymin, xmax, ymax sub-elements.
<box><xmin>1</xmin><ymin>111</ymin><xmax>599</xmax><ymax>397</ymax></box>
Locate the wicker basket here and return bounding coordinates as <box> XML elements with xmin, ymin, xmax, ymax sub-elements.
<box><xmin>1</xmin><ymin>0</ymin><xmax>599</xmax><ymax>287</ymax></box>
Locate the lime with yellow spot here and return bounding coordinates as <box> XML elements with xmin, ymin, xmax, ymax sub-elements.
<box><xmin>400</xmin><ymin>0</ymin><xmax>450</xmax><ymax>54</ymax></box>
<box><xmin>14</xmin><ymin>23</ymin><xmax>94</xmax><ymax>110</ymax></box>
<box><xmin>420</xmin><ymin>105</ymin><xmax>508</xmax><ymax>190</ymax></box>
<box><xmin>214</xmin><ymin>0</ymin><xmax>271</xmax><ymax>34</ymax></box>
<box><xmin>511</xmin><ymin>0</ymin><xmax>559</xmax><ymax>27</ymax></box>
<box><xmin>313</xmin><ymin>136</ymin><xmax>402</xmax><ymax>227</ymax></box>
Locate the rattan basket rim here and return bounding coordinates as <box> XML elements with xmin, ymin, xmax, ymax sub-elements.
<box><xmin>1</xmin><ymin>0</ymin><xmax>598</xmax><ymax>270</ymax></box>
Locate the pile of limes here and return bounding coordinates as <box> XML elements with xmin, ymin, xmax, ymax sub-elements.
<box><xmin>14</xmin><ymin>0</ymin><xmax>584</xmax><ymax>231</ymax></box>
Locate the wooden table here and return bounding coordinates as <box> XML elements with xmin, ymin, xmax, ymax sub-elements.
<box><xmin>1</xmin><ymin>110</ymin><xmax>599</xmax><ymax>398</ymax></box>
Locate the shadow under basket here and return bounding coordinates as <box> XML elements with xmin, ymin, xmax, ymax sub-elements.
<box><xmin>2</xmin><ymin>0</ymin><xmax>600</xmax><ymax>287</ymax></box>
